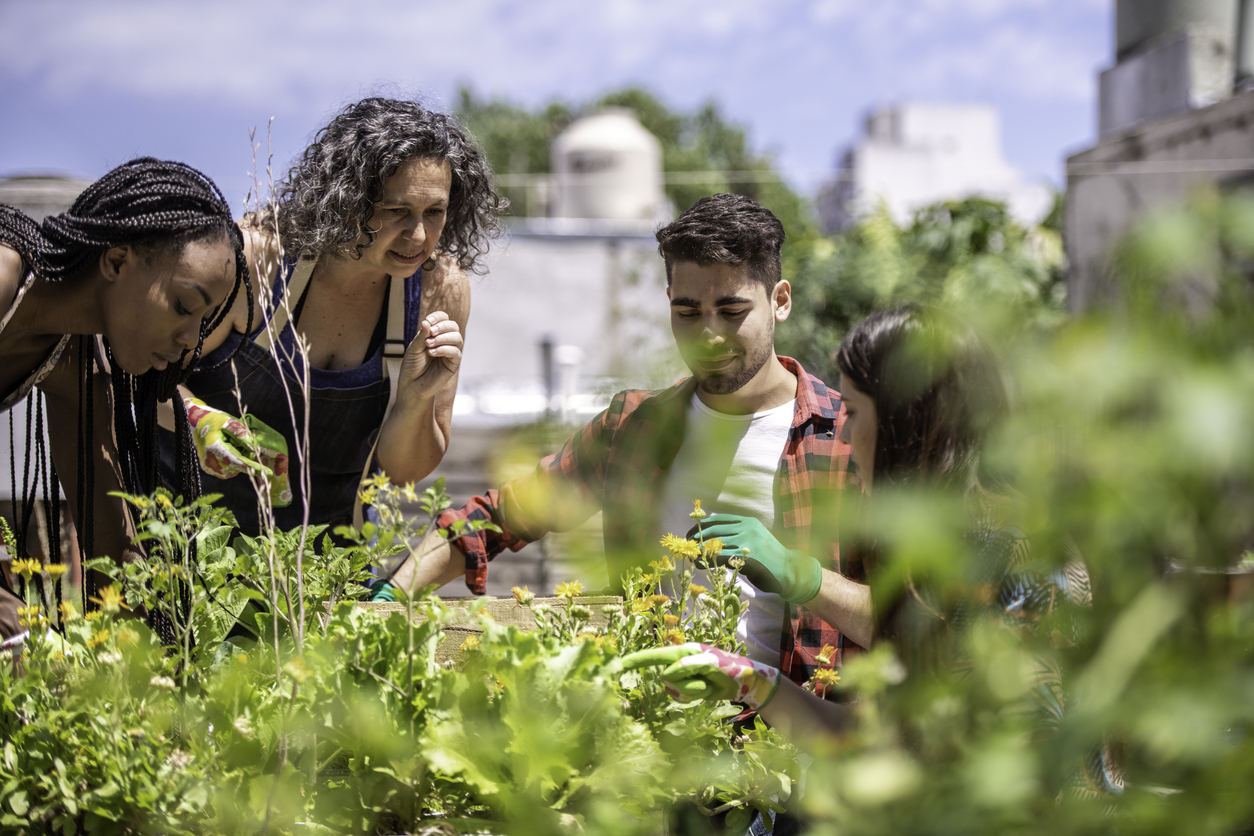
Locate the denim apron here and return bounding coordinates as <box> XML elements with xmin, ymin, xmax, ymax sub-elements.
<box><xmin>157</xmin><ymin>257</ymin><xmax>422</xmax><ymax>534</ymax></box>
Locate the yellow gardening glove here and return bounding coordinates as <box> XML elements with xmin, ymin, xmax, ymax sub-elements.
<box><xmin>183</xmin><ymin>398</ymin><xmax>292</xmax><ymax>507</ymax></box>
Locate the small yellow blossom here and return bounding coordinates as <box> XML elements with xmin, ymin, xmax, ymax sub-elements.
<box><xmin>689</xmin><ymin>584</ymin><xmax>710</xmax><ymax>597</ymax></box>
<box><xmin>575</xmin><ymin>631</ymin><xmax>617</xmax><ymax>649</ymax></box>
<box><xmin>689</xmin><ymin>499</ymin><xmax>706</xmax><ymax>520</ymax></box>
<box><xmin>816</xmin><ymin>644</ymin><xmax>837</xmax><ymax>666</ymax></box>
<box><xmin>511</xmin><ymin>586</ymin><xmax>535</xmax><ymax>605</ymax></box>
<box><xmin>283</xmin><ymin>657</ymin><xmax>311</xmax><ymax>684</ymax></box>
<box><xmin>639</xmin><ymin>573</ymin><xmax>656</xmax><ymax>586</ymax></box>
<box><xmin>10</xmin><ymin>558</ymin><xmax>41</xmax><ymax>577</ymax></box>
<box><xmin>647</xmin><ymin>594</ymin><xmax>671</xmax><ymax>608</ymax></box>
<box><xmin>661</xmin><ymin>629</ymin><xmax>686</xmax><ymax>645</ymax></box>
<box><xmin>44</xmin><ymin>563</ymin><xmax>68</xmax><ymax>578</ymax></box>
<box><xmin>90</xmin><ymin>585</ymin><xmax>125</xmax><ymax>613</ymax></box>
<box><xmin>660</xmin><ymin>534</ymin><xmax>700</xmax><ymax>560</ymax></box>
<box><xmin>649</xmin><ymin>555</ymin><xmax>676</xmax><ymax>574</ymax></box>
<box><xmin>84</xmin><ymin>610</ymin><xmax>102</xmax><ymax>622</ymax></box>
<box><xmin>811</xmin><ymin>668</ymin><xmax>841</xmax><ymax>695</ymax></box>
<box><xmin>631</xmin><ymin>597</ymin><xmax>652</xmax><ymax>614</ymax></box>
<box><xmin>402</xmin><ymin>483</ymin><xmax>419</xmax><ymax>502</ymax></box>
<box><xmin>460</xmin><ymin>634</ymin><xmax>481</xmax><ymax>652</ymax></box>
<box><xmin>87</xmin><ymin>629</ymin><xmax>111</xmax><ymax>649</ymax></box>
<box><xmin>554</xmin><ymin>581</ymin><xmax>584</xmax><ymax>600</ymax></box>
<box><xmin>57</xmin><ymin>601</ymin><xmax>77</xmax><ymax>623</ymax></box>
<box><xmin>662</xmin><ymin>613</ymin><xmax>680</xmax><ymax>627</ymax></box>
<box><xmin>156</xmin><ymin>493</ymin><xmax>173</xmax><ymax>510</ymax></box>
<box><xmin>702</xmin><ymin>539</ymin><xmax>724</xmax><ymax>560</ymax></box>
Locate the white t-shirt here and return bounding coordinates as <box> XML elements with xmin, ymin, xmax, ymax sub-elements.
<box><xmin>656</xmin><ymin>393</ymin><xmax>796</xmax><ymax>666</ymax></box>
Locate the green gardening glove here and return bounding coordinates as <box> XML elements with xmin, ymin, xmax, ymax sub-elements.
<box><xmin>621</xmin><ymin>642</ymin><xmax>782</xmax><ymax>710</ymax></box>
<box><xmin>689</xmin><ymin>513</ymin><xmax>822</xmax><ymax>605</ymax></box>
<box><xmin>367</xmin><ymin>580</ymin><xmax>397</xmax><ymax>602</ymax></box>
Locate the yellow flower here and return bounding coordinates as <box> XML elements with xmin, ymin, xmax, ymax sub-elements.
<box><xmin>90</xmin><ymin>585</ymin><xmax>125</xmax><ymax>613</ymax></box>
<box><xmin>639</xmin><ymin>573</ymin><xmax>656</xmax><ymax>586</ymax></box>
<box><xmin>689</xmin><ymin>584</ymin><xmax>710</xmax><ymax>597</ymax></box>
<box><xmin>10</xmin><ymin>558</ymin><xmax>41</xmax><ymax>577</ymax></box>
<box><xmin>87</xmin><ymin>628</ymin><xmax>111</xmax><ymax>649</ymax></box>
<box><xmin>554</xmin><ymin>581</ymin><xmax>584</xmax><ymax>600</ymax></box>
<box><xmin>661</xmin><ymin>629</ymin><xmax>686</xmax><ymax>645</ymax></box>
<box><xmin>660</xmin><ymin>534</ymin><xmax>700</xmax><ymax>560</ymax></box>
<box><xmin>631</xmin><ymin>597</ymin><xmax>652</xmax><ymax>614</ymax></box>
<box><xmin>57</xmin><ymin>601</ymin><xmax>78</xmax><ymax>623</ymax></box>
<box><xmin>575</xmin><ymin>631</ymin><xmax>616</xmax><ymax>649</ymax></box>
<box><xmin>662</xmin><ymin>613</ymin><xmax>680</xmax><ymax>627</ymax></box>
<box><xmin>282</xmin><ymin>657</ymin><xmax>311</xmax><ymax>684</ymax></box>
<box><xmin>649</xmin><ymin>555</ymin><xmax>676</xmax><ymax>574</ymax></box>
<box><xmin>511</xmin><ymin>586</ymin><xmax>535</xmax><ymax>605</ymax></box>
<box><xmin>689</xmin><ymin>499</ymin><xmax>707</xmax><ymax>520</ymax></box>
<box><xmin>44</xmin><ymin>563</ymin><xmax>68</xmax><ymax>578</ymax></box>
<box><xmin>647</xmin><ymin>594</ymin><xmax>671</xmax><ymax>609</ymax></box>
<box><xmin>460</xmin><ymin>634</ymin><xmax>480</xmax><ymax>652</ymax></box>
<box><xmin>402</xmin><ymin>483</ymin><xmax>419</xmax><ymax>502</ymax></box>
<box><xmin>84</xmin><ymin>610</ymin><xmax>102</xmax><ymax>622</ymax></box>
<box><xmin>156</xmin><ymin>493</ymin><xmax>173</xmax><ymax>510</ymax></box>
<box><xmin>816</xmin><ymin>644</ymin><xmax>837</xmax><ymax>666</ymax></box>
<box><xmin>811</xmin><ymin>668</ymin><xmax>841</xmax><ymax>695</ymax></box>
<box><xmin>702</xmin><ymin>539</ymin><xmax>724</xmax><ymax>560</ymax></box>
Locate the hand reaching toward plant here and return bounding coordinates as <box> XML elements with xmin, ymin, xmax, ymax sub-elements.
<box><xmin>183</xmin><ymin>398</ymin><xmax>292</xmax><ymax>506</ymax></box>
<box><xmin>621</xmin><ymin>642</ymin><xmax>782</xmax><ymax>710</ymax></box>
<box><xmin>689</xmin><ymin>514</ymin><xmax>822</xmax><ymax>605</ymax></box>
<box><xmin>399</xmin><ymin>311</ymin><xmax>463</xmax><ymax>403</ymax></box>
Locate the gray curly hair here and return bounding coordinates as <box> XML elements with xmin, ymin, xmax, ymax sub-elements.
<box><xmin>274</xmin><ymin>98</ymin><xmax>506</xmax><ymax>274</ymax></box>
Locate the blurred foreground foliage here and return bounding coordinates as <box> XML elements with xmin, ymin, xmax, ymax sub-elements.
<box><xmin>793</xmin><ymin>188</ymin><xmax>1254</xmax><ymax>835</ymax></box>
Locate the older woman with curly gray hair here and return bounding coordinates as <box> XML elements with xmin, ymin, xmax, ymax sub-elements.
<box><xmin>158</xmin><ymin>98</ymin><xmax>506</xmax><ymax>535</ymax></box>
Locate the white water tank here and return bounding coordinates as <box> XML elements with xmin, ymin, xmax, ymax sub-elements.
<box><xmin>551</xmin><ymin>108</ymin><xmax>663</xmax><ymax>221</ymax></box>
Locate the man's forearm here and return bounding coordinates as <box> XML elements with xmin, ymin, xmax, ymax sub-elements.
<box><xmin>391</xmin><ymin>528</ymin><xmax>467</xmax><ymax>594</ymax></box>
<box><xmin>804</xmin><ymin>568</ymin><xmax>874</xmax><ymax>650</ymax></box>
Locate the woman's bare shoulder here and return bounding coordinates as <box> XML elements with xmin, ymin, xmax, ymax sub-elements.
<box><xmin>0</xmin><ymin>244</ymin><xmax>26</xmax><ymax>317</ymax></box>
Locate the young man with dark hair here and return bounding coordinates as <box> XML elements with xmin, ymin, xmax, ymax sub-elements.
<box><xmin>393</xmin><ymin>193</ymin><xmax>871</xmax><ymax>686</ymax></box>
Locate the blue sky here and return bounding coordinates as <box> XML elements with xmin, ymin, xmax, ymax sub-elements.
<box><xmin>0</xmin><ymin>0</ymin><xmax>1111</xmax><ymax>210</ymax></box>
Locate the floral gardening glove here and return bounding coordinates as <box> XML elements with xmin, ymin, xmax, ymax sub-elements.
<box><xmin>620</xmin><ymin>642</ymin><xmax>782</xmax><ymax>710</ymax></box>
<box><xmin>689</xmin><ymin>513</ymin><xmax>822</xmax><ymax>605</ymax></box>
<box><xmin>183</xmin><ymin>398</ymin><xmax>292</xmax><ymax>507</ymax></box>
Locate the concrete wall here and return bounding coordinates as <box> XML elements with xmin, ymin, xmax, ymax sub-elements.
<box><xmin>1065</xmin><ymin>88</ymin><xmax>1254</xmax><ymax>311</ymax></box>
<box><xmin>454</xmin><ymin>220</ymin><xmax>682</xmax><ymax>425</ymax></box>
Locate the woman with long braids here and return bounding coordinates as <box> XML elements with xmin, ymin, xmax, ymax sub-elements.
<box><xmin>161</xmin><ymin>98</ymin><xmax>505</xmax><ymax>540</ymax></box>
<box><xmin>0</xmin><ymin>157</ymin><xmax>249</xmax><ymax>647</ymax></box>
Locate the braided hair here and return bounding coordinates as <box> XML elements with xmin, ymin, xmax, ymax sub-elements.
<box><xmin>1</xmin><ymin>158</ymin><xmax>253</xmax><ymax>639</ymax></box>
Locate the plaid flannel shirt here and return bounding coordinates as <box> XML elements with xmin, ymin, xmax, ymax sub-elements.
<box><xmin>438</xmin><ymin>356</ymin><xmax>864</xmax><ymax>686</ymax></box>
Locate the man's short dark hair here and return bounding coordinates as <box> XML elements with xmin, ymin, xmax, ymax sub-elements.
<box><xmin>655</xmin><ymin>193</ymin><xmax>786</xmax><ymax>294</ymax></box>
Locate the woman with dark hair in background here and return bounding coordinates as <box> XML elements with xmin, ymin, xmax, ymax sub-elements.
<box><xmin>161</xmin><ymin>98</ymin><xmax>506</xmax><ymax>538</ymax></box>
<box><xmin>0</xmin><ymin>157</ymin><xmax>249</xmax><ymax>648</ymax></box>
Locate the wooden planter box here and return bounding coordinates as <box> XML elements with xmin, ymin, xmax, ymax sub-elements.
<box><xmin>358</xmin><ymin>596</ymin><xmax>621</xmax><ymax>666</ymax></box>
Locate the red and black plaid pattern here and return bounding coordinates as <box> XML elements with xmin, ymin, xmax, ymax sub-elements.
<box><xmin>438</xmin><ymin>357</ymin><xmax>862</xmax><ymax>686</ymax></box>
